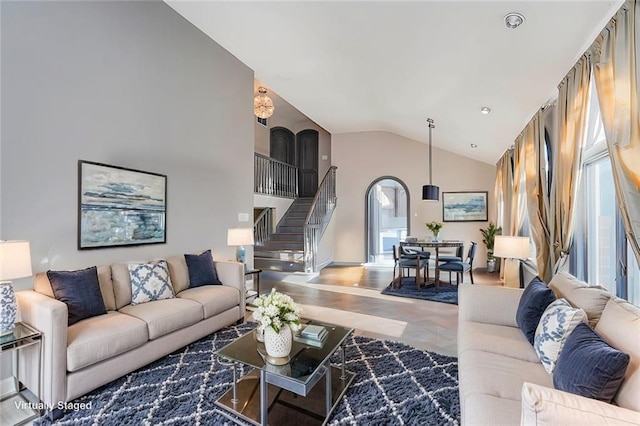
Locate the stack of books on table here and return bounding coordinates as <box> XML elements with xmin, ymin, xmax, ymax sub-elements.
<box><xmin>294</xmin><ymin>325</ymin><xmax>328</xmax><ymax>348</ymax></box>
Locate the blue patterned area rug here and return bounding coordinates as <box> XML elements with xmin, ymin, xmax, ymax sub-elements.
<box><xmin>35</xmin><ymin>322</ymin><xmax>460</xmax><ymax>425</ymax></box>
<box><xmin>381</xmin><ymin>278</ymin><xmax>459</xmax><ymax>305</ymax></box>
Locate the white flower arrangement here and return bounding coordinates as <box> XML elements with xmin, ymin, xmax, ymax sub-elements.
<box><xmin>252</xmin><ymin>288</ymin><xmax>302</xmax><ymax>333</ymax></box>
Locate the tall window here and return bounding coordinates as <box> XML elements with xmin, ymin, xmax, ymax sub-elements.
<box><xmin>573</xmin><ymin>76</ymin><xmax>640</xmax><ymax>305</ymax></box>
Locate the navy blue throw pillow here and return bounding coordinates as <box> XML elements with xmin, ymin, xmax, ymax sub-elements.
<box><xmin>47</xmin><ymin>266</ymin><xmax>107</xmax><ymax>326</ymax></box>
<box><xmin>516</xmin><ymin>277</ymin><xmax>556</xmax><ymax>345</ymax></box>
<box><xmin>185</xmin><ymin>250</ymin><xmax>222</xmax><ymax>288</ymax></box>
<box><xmin>554</xmin><ymin>323</ymin><xmax>630</xmax><ymax>402</ymax></box>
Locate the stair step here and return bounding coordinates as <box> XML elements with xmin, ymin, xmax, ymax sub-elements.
<box><xmin>254</xmin><ymin>258</ymin><xmax>305</xmax><ymax>272</ymax></box>
<box><xmin>254</xmin><ymin>249</ymin><xmax>304</xmax><ymax>260</ymax></box>
<box><xmin>277</xmin><ymin>225</ymin><xmax>304</xmax><ymax>233</ymax></box>
<box><xmin>262</xmin><ymin>241</ymin><xmax>304</xmax><ymax>250</ymax></box>
<box><xmin>270</xmin><ymin>233</ymin><xmax>304</xmax><ymax>242</ymax></box>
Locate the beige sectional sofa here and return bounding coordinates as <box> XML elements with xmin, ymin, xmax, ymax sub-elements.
<box><xmin>458</xmin><ymin>272</ymin><xmax>640</xmax><ymax>425</ymax></box>
<box><xmin>16</xmin><ymin>253</ymin><xmax>245</xmax><ymax>417</ymax></box>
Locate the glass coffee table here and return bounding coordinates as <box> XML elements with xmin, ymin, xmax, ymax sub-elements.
<box><xmin>215</xmin><ymin>320</ymin><xmax>355</xmax><ymax>425</ymax></box>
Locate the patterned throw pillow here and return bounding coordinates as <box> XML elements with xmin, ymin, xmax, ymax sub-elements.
<box><xmin>534</xmin><ymin>298</ymin><xmax>587</xmax><ymax>374</ymax></box>
<box><xmin>128</xmin><ymin>260</ymin><xmax>175</xmax><ymax>305</ymax></box>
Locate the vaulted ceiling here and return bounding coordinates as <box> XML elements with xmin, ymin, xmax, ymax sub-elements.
<box><xmin>167</xmin><ymin>1</ymin><xmax>622</xmax><ymax>164</ymax></box>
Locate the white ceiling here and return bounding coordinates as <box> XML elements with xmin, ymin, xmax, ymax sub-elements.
<box><xmin>166</xmin><ymin>0</ymin><xmax>622</xmax><ymax>164</ymax></box>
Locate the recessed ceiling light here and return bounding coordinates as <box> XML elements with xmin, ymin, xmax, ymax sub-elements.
<box><xmin>481</xmin><ymin>107</ymin><xmax>492</xmax><ymax>115</ymax></box>
<box><xmin>471</xmin><ymin>144</ymin><xmax>478</xmax><ymax>148</ymax></box>
<box><xmin>505</xmin><ymin>12</ymin><xmax>525</xmax><ymax>29</ymax></box>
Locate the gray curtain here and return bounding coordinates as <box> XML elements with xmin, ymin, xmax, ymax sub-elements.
<box><xmin>592</xmin><ymin>0</ymin><xmax>640</xmax><ymax>266</ymax></box>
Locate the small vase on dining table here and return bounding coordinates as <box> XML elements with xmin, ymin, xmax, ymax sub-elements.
<box><xmin>432</xmin><ymin>231</ymin><xmax>439</xmax><ymax>242</ymax></box>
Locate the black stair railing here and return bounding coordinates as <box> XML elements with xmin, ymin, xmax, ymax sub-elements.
<box><xmin>303</xmin><ymin>166</ymin><xmax>338</xmax><ymax>273</ymax></box>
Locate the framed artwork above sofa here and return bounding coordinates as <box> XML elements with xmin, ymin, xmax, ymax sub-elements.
<box><xmin>77</xmin><ymin>160</ymin><xmax>167</xmax><ymax>249</ymax></box>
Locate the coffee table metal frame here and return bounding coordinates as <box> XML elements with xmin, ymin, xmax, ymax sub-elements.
<box><xmin>215</xmin><ymin>320</ymin><xmax>355</xmax><ymax>425</ymax></box>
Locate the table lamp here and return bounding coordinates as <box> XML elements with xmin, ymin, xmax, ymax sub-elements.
<box><xmin>493</xmin><ymin>236</ymin><xmax>530</xmax><ymax>288</ymax></box>
<box><xmin>0</xmin><ymin>240</ymin><xmax>33</xmax><ymax>336</ymax></box>
<box><xmin>227</xmin><ymin>228</ymin><xmax>254</xmax><ymax>264</ymax></box>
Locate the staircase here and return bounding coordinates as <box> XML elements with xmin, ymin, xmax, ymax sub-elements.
<box><xmin>254</xmin><ymin>198</ymin><xmax>314</xmax><ymax>272</ymax></box>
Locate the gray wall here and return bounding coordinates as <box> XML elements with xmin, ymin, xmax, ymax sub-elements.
<box><xmin>1</xmin><ymin>1</ymin><xmax>255</xmax><ymax>291</ymax></box>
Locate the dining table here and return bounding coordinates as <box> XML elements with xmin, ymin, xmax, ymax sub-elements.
<box><xmin>398</xmin><ymin>239</ymin><xmax>464</xmax><ymax>292</ymax></box>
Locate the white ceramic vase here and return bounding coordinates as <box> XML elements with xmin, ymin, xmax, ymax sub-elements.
<box><xmin>264</xmin><ymin>325</ymin><xmax>292</xmax><ymax>358</ymax></box>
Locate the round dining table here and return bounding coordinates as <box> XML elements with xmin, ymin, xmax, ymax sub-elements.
<box><xmin>398</xmin><ymin>240</ymin><xmax>464</xmax><ymax>292</ymax></box>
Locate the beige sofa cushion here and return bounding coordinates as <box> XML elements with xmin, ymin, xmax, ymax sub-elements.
<box><xmin>177</xmin><ymin>285</ymin><xmax>240</xmax><ymax>319</ymax></box>
<box><xmin>463</xmin><ymin>393</ymin><xmax>523</xmax><ymax>426</ymax></box>
<box><xmin>166</xmin><ymin>255</ymin><xmax>190</xmax><ymax>294</ymax></box>
<box><xmin>521</xmin><ymin>382</ymin><xmax>640</xmax><ymax>426</ymax></box>
<box><xmin>595</xmin><ymin>297</ymin><xmax>640</xmax><ymax>412</ymax></box>
<box><xmin>34</xmin><ymin>265</ymin><xmax>117</xmax><ymax>312</ymax></box>
<box><xmin>549</xmin><ymin>272</ymin><xmax>611</xmax><ymax>326</ymax></box>
<box><xmin>111</xmin><ymin>263</ymin><xmax>133</xmax><ymax>310</ymax></box>
<box><xmin>67</xmin><ymin>311</ymin><xmax>148</xmax><ymax>372</ymax></box>
<box><xmin>119</xmin><ymin>298</ymin><xmax>203</xmax><ymax>340</ymax></box>
<box><xmin>458</xmin><ymin>321</ymin><xmax>540</xmax><ymax>363</ymax></box>
<box><xmin>459</xmin><ymin>349</ymin><xmax>551</xmax><ymax>402</ymax></box>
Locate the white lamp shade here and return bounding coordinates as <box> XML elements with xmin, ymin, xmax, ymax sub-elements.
<box><xmin>493</xmin><ymin>236</ymin><xmax>530</xmax><ymax>259</ymax></box>
<box><xmin>0</xmin><ymin>240</ymin><xmax>33</xmax><ymax>281</ymax></box>
<box><xmin>227</xmin><ymin>228</ymin><xmax>254</xmax><ymax>246</ymax></box>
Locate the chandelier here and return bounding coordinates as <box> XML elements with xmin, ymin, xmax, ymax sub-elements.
<box><xmin>253</xmin><ymin>87</ymin><xmax>275</xmax><ymax>119</ymax></box>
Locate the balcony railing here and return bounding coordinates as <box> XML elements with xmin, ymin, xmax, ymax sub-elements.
<box><xmin>254</xmin><ymin>153</ymin><xmax>298</xmax><ymax>198</ymax></box>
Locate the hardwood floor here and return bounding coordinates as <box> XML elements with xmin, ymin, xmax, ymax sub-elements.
<box><xmin>251</xmin><ymin>264</ymin><xmax>502</xmax><ymax>357</ymax></box>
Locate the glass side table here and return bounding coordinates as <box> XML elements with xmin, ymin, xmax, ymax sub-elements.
<box><xmin>0</xmin><ymin>322</ymin><xmax>43</xmax><ymax>425</ymax></box>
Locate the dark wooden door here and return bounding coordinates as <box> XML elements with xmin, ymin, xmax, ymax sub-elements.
<box><xmin>270</xmin><ymin>127</ymin><xmax>295</xmax><ymax>165</ymax></box>
<box><xmin>296</xmin><ymin>129</ymin><xmax>319</xmax><ymax>197</ymax></box>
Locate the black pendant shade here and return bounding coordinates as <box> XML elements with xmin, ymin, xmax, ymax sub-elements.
<box><xmin>422</xmin><ymin>184</ymin><xmax>440</xmax><ymax>201</ymax></box>
<box><xmin>422</xmin><ymin>118</ymin><xmax>439</xmax><ymax>201</ymax></box>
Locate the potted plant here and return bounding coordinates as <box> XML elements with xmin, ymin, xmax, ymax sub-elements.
<box><xmin>425</xmin><ymin>221</ymin><xmax>444</xmax><ymax>242</ymax></box>
<box><xmin>252</xmin><ymin>288</ymin><xmax>302</xmax><ymax>358</ymax></box>
<box><xmin>480</xmin><ymin>222</ymin><xmax>502</xmax><ymax>272</ymax></box>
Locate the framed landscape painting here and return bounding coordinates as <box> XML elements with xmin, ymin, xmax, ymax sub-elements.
<box><xmin>442</xmin><ymin>191</ymin><xmax>488</xmax><ymax>222</ymax></box>
<box><xmin>78</xmin><ymin>160</ymin><xmax>167</xmax><ymax>249</ymax></box>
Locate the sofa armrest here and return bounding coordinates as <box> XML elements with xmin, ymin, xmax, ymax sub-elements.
<box><xmin>458</xmin><ymin>283</ymin><xmax>523</xmax><ymax>327</ymax></box>
<box><xmin>16</xmin><ymin>290</ymin><xmax>68</xmax><ymax>406</ymax></box>
<box><xmin>215</xmin><ymin>261</ymin><xmax>245</xmax><ymax>317</ymax></box>
<box><xmin>521</xmin><ymin>382</ymin><xmax>640</xmax><ymax>425</ymax></box>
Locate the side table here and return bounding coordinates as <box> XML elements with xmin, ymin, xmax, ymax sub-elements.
<box><xmin>0</xmin><ymin>322</ymin><xmax>43</xmax><ymax>425</ymax></box>
<box><xmin>244</xmin><ymin>269</ymin><xmax>262</xmax><ymax>309</ymax></box>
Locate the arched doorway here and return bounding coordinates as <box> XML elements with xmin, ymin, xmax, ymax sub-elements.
<box><xmin>365</xmin><ymin>177</ymin><xmax>410</xmax><ymax>264</ymax></box>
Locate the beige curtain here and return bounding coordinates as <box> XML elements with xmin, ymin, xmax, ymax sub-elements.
<box><xmin>592</xmin><ymin>0</ymin><xmax>640</xmax><ymax>266</ymax></box>
<box><xmin>552</xmin><ymin>56</ymin><xmax>592</xmax><ymax>273</ymax></box>
<box><xmin>495</xmin><ymin>150</ymin><xmax>513</xmax><ymax>232</ymax></box>
<box><xmin>511</xmin><ymin>136</ymin><xmax>527</xmax><ymax>236</ymax></box>
<box><xmin>523</xmin><ymin>109</ymin><xmax>554</xmax><ymax>281</ymax></box>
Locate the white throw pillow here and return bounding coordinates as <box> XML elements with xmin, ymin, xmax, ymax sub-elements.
<box><xmin>534</xmin><ymin>298</ymin><xmax>587</xmax><ymax>374</ymax></box>
<box><xmin>128</xmin><ymin>260</ymin><xmax>175</xmax><ymax>305</ymax></box>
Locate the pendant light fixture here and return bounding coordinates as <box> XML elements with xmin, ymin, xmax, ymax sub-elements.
<box><xmin>422</xmin><ymin>118</ymin><xmax>440</xmax><ymax>201</ymax></box>
<box><xmin>253</xmin><ymin>87</ymin><xmax>275</xmax><ymax>119</ymax></box>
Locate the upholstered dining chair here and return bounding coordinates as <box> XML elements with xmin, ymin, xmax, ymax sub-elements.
<box><xmin>437</xmin><ymin>244</ymin><xmax>463</xmax><ymax>264</ymax></box>
<box><xmin>392</xmin><ymin>245</ymin><xmax>429</xmax><ymax>289</ymax></box>
<box><xmin>438</xmin><ymin>242</ymin><xmax>477</xmax><ymax>285</ymax></box>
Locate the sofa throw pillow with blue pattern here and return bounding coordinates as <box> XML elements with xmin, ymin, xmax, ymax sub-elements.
<box><xmin>534</xmin><ymin>298</ymin><xmax>587</xmax><ymax>374</ymax></box>
<box><xmin>128</xmin><ymin>260</ymin><xmax>175</xmax><ymax>305</ymax></box>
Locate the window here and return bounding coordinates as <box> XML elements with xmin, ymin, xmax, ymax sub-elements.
<box><xmin>572</xmin><ymin>75</ymin><xmax>640</xmax><ymax>305</ymax></box>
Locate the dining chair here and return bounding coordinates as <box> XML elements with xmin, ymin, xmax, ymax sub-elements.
<box><xmin>438</xmin><ymin>242</ymin><xmax>477</xmax><ymax>285</ymax></box>
<box><xmin>392</xmin><ymin>245</ymin><xmax>429</xmax><ymax>288</ymax></box>
<box><xmin>437</xmin><ymin>245</ymin><xmax>463</xmax><ymax>263</ymax></box>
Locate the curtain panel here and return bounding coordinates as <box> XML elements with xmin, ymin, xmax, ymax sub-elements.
<box><xmin>592</xmin><ymin>0</ymin><xmax>640</xmax><ymax>266</ymax></box>
<box><xmin>523</xmin><ymin>110</ymin><xmax>554</xmax><ymax>282</ymax></box>
<box><xmin>553</xmin><ymin>55</ymin><xmax>592</xmax><ymax>274</ymax></box>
